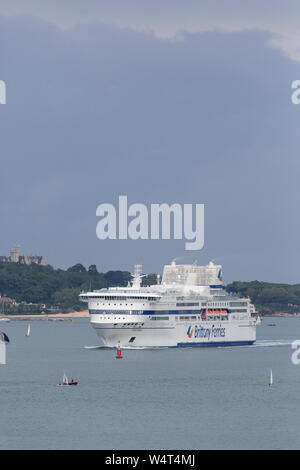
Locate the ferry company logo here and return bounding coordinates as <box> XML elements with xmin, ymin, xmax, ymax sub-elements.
<box><xmin>187</xmin><ymin>326</ymin><xmax>194</xmax><ymax>338</ymax></box>
<box><xmin>186</xmin><ymin>325</ymin><xmax>226</xmax><ymax>341</ymax></box>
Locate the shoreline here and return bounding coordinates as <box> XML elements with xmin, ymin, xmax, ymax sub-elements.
<box><xmin>2</xmin><ymin>310</ymin><xmax>89</xmax><ymax>320</ymax></box>
<box><xmin>267</xmin><ymin>313</ymin><xmax>300</xmax><ymax>317</ymax></box>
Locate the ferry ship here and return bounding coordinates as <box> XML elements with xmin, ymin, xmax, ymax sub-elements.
<box><xmin>80</xmin><ymin>261</ymin><xmax>260</xmax><ymax>348</ymax></box>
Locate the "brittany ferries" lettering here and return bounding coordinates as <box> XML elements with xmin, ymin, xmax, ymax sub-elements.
<box><xmin>193</xmin><ymin>325</ymin><xmax>226</xmax><ymax>340</ymax></box>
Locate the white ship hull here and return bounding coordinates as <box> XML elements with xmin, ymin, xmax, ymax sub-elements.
<box><xmin>90</xmin><ymin>315</ymin><xmax>256</xmax><ymax>348</ymax></box>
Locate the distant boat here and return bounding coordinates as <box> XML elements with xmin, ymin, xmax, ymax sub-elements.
<box><xmin>57</xmin><ymin>372</ymin><xmax>78</xmax><ymax>386</ymax></box>
<box><xmin>269</xmin><ymin>369</ymin><xmax>273</xmax><ymax>387</ymax></box>
<box><xmin>0</xmin><ymin>330</ymin><xmax>10</xmax><ymax>365</ymax></box>
<box><xmin>26</xmin><ymin>323</ymin><xmax>31</xmax><ymax>337</ymax></box>
<box><xmin>0</xmin><ymin>331</ymin><xmax>10</xmax><ymax>343</ymax></box>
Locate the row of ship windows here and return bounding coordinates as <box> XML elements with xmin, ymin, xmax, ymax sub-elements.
<box><xmin>92</xmin><ymin>310</ymin><xmax>248</xmax><ymax>315</ymax></box>
<box><xmin>177</xmin><ymin>302</ymin><xmax>248</xmax><ymax>307</ymax></box>
<box><xmin>88</xmin><ymin>301</ymin><xmax>248</xmax><ymax>309</ymax></box>
<box><xmin>175</xmin><ymin>315</ymin><xmax>229</xmax><ymax>321</ymax></box>
<box><xmin>94</xmin><ymin>304</ymin><xmax>142</xmax><ymax>308</ymax></box>
<box><xmin>96</xmin><ymin>315</ymin><xmax>229</xmax><ymax>322</ymax></box>
<box><xmin>92</xmin><ymin>309</ymin><xmax>206</xmax><ymax>315</ymax></box>
<box><xmin>86</xmin><ymin>296</ymin><xmax>157</xmax><ymax>301</ymax></box>
<box><xmin>91</xmin><ymin>309</ymin><xmax>247</xmax><ymax>316</ymax></box>
<box><xmin>93</xmin><ymin>306</ymin><xmax>248</xmax><ymax>312</ymax></box>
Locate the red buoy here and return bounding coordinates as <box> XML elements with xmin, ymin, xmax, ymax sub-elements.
<box><xmin>116</xmin><ymin>341</ymin><xmax>123</xmax><ymax>359</ymax></box>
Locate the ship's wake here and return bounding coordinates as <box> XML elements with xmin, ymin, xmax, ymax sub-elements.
<box><xmin>84</xmin><ymin>345</ymin><xmax>164</xmax><ymax>350</ymax></box>
<box><xmin>84</xmin><ymin>340</ymin><xmax>296</xmax><ymax>350</ymax></box>
<box><xmin>251</xmin><ymin>339</ymin><xmax>295</xmax><ymax>348</ymax></box>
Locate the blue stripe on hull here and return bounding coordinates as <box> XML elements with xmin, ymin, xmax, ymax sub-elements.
<box><xmin>177</xmin><ymin>340</ymin><xmax>255</xmax><ymax>348</ymax></box>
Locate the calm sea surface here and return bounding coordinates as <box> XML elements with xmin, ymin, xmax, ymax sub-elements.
<box><xmin>0</xmin><ymin>317</ymin><xmax>300</xmax><ymax>450</ymax></box>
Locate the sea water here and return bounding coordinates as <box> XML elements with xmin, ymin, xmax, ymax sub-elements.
<box><xmin>0</xmin><ymin>317</ymin><xmax>300</xmax><ymax>450</ymax></box>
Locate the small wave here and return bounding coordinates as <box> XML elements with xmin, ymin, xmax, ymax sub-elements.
<box><xmin>121</xmin><ymin>346</ymin><xmax>167</xmax><ymax>350</ymax></box>
<box><xmin>84</xmin><ymin>345</ymin><xmax>167</xmax><ymax>350</ymax></box>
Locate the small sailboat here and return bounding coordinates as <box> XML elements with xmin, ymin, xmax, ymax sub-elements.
<box><xmin>0</xmin><ymin>330</ymin><xmax>9</xmax><ymax>365</ymax></box>
<box><xmin>26</xmin><ymin>322</ymin><xmax>31</xmax><ymax>337</ymax></box>
<box><xmin>57</xmin><ymin>372</ymin><xmax>78</xmax><ymax>386</ymax></box>
<box><xmin>116</xmin><ymin>341</ymin><xmax>123</xmax><ymax>359</ymax></box>
<box><xmin>269</xmin><ymin>369</ymin><xmax>273</xmax><ymax>387</ymax></box>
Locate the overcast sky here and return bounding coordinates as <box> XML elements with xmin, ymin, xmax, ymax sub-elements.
<box><xmin>0</xmin><ymin>1</ymin><xmax>300</xmax><ymax>282</ymax></box>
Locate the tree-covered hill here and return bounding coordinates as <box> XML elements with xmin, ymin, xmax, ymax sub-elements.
<box><xmin>1</xmin><ymin>261</ymin><xmax>299</xmax><ymax>315</ymax></box>
<box><xmin>0</xmin><ymin>262</ymin><xmax>132</xmax><ymax>313</ymax></box>
<box><xmin>226</xmin><ymin>281</ymin><xmax>300</xmax><ymax>315</ymax></box>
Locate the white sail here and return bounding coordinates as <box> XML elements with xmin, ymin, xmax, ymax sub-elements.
<box><xmin>269</xmin><ymin>369</ymin><xmax>273</xmax><ymax>386</ymax></box>
<box><xmin>26</xmin><ymin>323</ymin><xmax>31</xmax><ymax>337</ymax></box>
<box><xmin>0</xmin><ymin>341</ymin><xmax>6</xmax><ymax>365</ymax></box>
<box><xmin>63</xmin><ymin>373</ymin><xmax>69</xmax><ymax>385</ymax></box>
<box><xmin>0</xmin><ymin>331</ymin><xmax>9</xmax><ymax>364</ymax></box>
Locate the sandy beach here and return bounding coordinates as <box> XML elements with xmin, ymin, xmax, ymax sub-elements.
<box><xmin>3</xmin><ymin>310</ymin><xmax>89</xmax><ymax>320</ymax></box>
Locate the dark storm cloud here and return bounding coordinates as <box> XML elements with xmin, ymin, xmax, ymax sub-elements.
<box><xmin>0</xmin><ymin>12</ymin><xmax>300</xmax><ymax>282</ymax></box>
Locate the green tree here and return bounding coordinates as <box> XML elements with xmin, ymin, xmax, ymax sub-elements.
<box><xmin>67</xmin><ymin>264</ymin><xmax>87</xmax><ymax>273</ymax></box>
<box><xmin>88</xmin><ymin>264</ymin><xmax>98</xmax><ymax>274</ymax></box>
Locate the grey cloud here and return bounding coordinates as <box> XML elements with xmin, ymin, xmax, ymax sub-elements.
<box><xmin>0</xmin><ymin>15</ymin><xmax>300</xmax><ymax>282</ymax></box>
<box><xmin>1</xmin><ymin>1</ymin><xmax>300</xmax><ymax>59</ymax></box>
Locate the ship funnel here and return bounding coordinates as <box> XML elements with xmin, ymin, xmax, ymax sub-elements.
<box><xmin>132</xmin><ymin>264</ymin><xmax>144</xmax><ymax>288</ymax></box>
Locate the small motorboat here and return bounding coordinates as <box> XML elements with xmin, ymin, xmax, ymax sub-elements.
<box><xmin>57</xmin><ymin>373</ymin><xmax>78</xmax><ymax>386</ymax></box>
